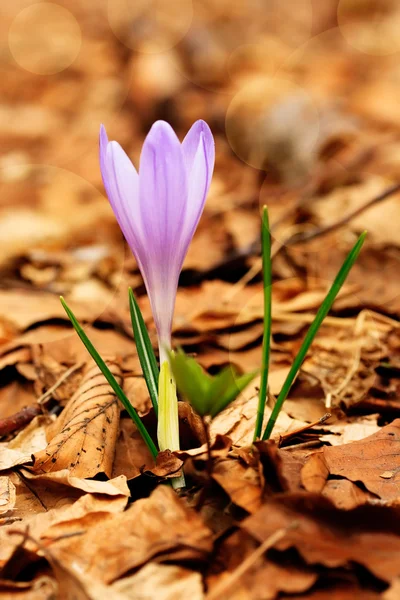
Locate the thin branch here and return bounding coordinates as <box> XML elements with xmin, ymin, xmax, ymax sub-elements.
<box><xmin>279</xmin><ymin>413</ymin><xmax>332</xmax><ymax>447</ymax></box>
<box><xmin>37</xmin><ymin>361</ymin><xmax>85</xmax><ymax>405</ymax></box>
<box><xmin>0</xmin><ymin>405</ymin><xmax>41</xmax><ymax>437</ymax></box>
<box><xmin>206</xmin><ymin>523</ymin><xmax>297</xmax><ymax>600</ymax></box>
<box><xmin>287</xmin><ymin>182</ymin><xmax>400</xmax><ymax>245</ymax></box>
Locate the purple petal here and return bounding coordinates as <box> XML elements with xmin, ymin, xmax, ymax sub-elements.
<box><xmin>99</xmin><ymin>127</ymin><xmax>145</xmax><ymax>259</ymax></box>
<box><xmin>139</xmin><ymin>121</ymin><xmax>188</xmax><ymax>249</ymax></box>
<box><xmin>182</xmin><ymin>119</ymin><xmax>215</xmax><ymax>191</ymax></box>
<box><xmin>180</xmin><ymin>120</ymin><xmax>215</xmax><ymax>265</ymax></box>
<box><xmin>138</xmin><ymin>121</ymin><xmax>189</xmax><ymax>343</ymax></box>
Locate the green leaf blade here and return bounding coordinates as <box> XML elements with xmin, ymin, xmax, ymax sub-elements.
<box><xmin>254</xmin><ymin>205</ymin><xmax>272</xmax><ymax>440</ymax></box>
<box><xmin>60</xmin><ymin>296</ymin><xmax>158</xmax><ymax>458</ymax></box>
<box><xmin>262</xmin><ymin>231</ymin><xmax>367</xmax><ymax>440</ymax></box>
<box><xmin>129</xmin><ymin>288</ymin><xmax>159</xmax><ymax>416</ymax></box>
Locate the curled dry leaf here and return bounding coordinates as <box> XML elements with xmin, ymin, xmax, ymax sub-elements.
<box><xmin>242</xmin><ymin>493</ymin><xmax>400</xmax><ymax>583</ymax></box>
<box><xmin>301</xmin><ymin>452</ymin><xmax>375</xmax><ymax>509</ymax></box>
<box><xmin>0</xmin><ymin>476</ymin><xmax>16</xmax><ymax>515</ymax></box>
<box><xmin>0</xmin><ymin>417</ymin><xmax>48</xmax><ymax>471</ymax></box>
<box><xmin>0</xmin><ymin>476</ymin><xmax>129</xmax><ymax>569</ymax></box>
<box><xmin>113</xmin><ymin>563</ymin><xmax>204</xmax><ymax>600</ymax></box>
<box><xmin>0</xmin><ymin>577</ymin><xmax>58</xmax><ymax>599</ymax></box>
<box><xmin>19</xmin><ymin>470</ymin><xmax>130</xmax><ymax>498</ymax></box>
<box><xmin>210</xmin><ymin>388</ymin><xmax>308</xmax><ymax>447</ymax></box>
<box><xmin>112</xmin><ymin>417</ymin><xmax>155</xmax><ymax>480</ymax></box>
<box><xmin>211</xmin><ymin>457</ymin><xmax>262</xmax><ymax>514</ymax></box>
<box><xmin>47</xmin><ymin>485</ymin><xmax>212</xmax><ymax>584</ymax></box>
<box><xmin>255</xmin><ymin>440</ymin><xmax>305</xmax><ymax>495</ymax></box>
<box><xmin>314</xmin><ymin>419</ymin><xmax>400</xmax><ymax>502</ymax></box>
<box><xmin>33</xmin><ymin>362</ymin><xmax>122</xmax><ymax>478</ymax></box>
<box><xmin>143</xmin><ymin>450</ymin><xmax>183</xmax><ymax>479</ymax></box>
<box><xmin>206</xmin><ymin>528</ymin><xmax>317</xmax><ymax>600</ymax></box>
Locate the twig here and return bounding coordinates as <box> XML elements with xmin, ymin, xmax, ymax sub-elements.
<box><xmin>37</xmin><ymin>361</ymin><xmax>85</xmax><ymax>405</ymax></box>
<box><xmin>290</xmin><ymin>182</ymin><xmax>400</xmax><ymax>244</ymax></box>
<box><xmin>225</xmin><ymin>182</ymin><xmax>400</xmax><ymax>301</ymax></box>
<box><xmin>206</xmin><ymin>523</ymin><xmax>297</xmax><ymax>600</ymax></box>
<box><xmin>0</xmin><ymin>405</ymin><xmax>41</xmax><ymax>437</ymax></box>
<box><xmin>279</xmin><ymin>413</ymin><xmax>332</xmax><ymax>447</ymax></box>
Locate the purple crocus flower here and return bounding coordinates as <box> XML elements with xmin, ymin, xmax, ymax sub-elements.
<box><xmin>100</xmin><ymin>120</ymin><xmax>214</xmax><ymax>468</ymax></box>
<box><xmin>99</xmin><ymin>120</ymin><xmax>214</xmax><ymax>364</ymax></box>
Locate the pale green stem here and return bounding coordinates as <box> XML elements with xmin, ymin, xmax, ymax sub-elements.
<box><xmin>157</xmin><ymin>341</ymin><xmax>185</xmax><ymax>489</ymax></box>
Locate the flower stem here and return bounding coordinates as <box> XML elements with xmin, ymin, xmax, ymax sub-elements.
<box><xmin>157</xmin><ymin>358</ymin><xmax>185</xmax><ymax>489</ymax></box>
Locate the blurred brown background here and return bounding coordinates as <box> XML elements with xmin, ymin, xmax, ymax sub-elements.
<box><xmin>1</xmin><ymin>0</ymin><xmax>400</xmax><ymax>337</ymax></box>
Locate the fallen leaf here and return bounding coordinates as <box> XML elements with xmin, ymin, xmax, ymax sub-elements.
<box><xmin>211</xmin><ymin>456</ymin><xmax>262</xmax><ymax>513</ymax></box>
<box><xmin>33</xmin><ymin>362</ymin><xmax>121</xmax><ymax>478</ymax></box>
<box><xmin>113</xmin><ymin>563</ymin><xmax>204</xmax><ymax>600</ymax></box>
<box><xmin>48</xmin><ymin>485</ymin><xmax>212</xmax><ymax>584</ymax></box>
<box><xmin>210</xmin><ymin>387</ymin><xmax>308</xmax><ymax>447</ymax></box>
<box><xmin>0</xmin><ymin>417</ymin><xmax>48</xmax><ymax>471</ymax></box>
<box><xmin>206</xmin><ymin>528</ymin><xmax>317</xmax><ymax>600</ymax></box>
<box><xmin>321</xmin><ymin>419</ymin><xmax>400</xmax><ymax>501</ymax></box>
<box><xmin>112</xmin><ymin>417</ymin><xmax>155</xmax><ymax>480</ymax></box>
<box><xmin>0</xmin><ymin>476</ymin><xmax>16</xmax><ymax>515</ymax></box>
<box><xmin>143</xmin><ymin>450</ymin><xmax>183</xmax><ymax>479</ymax></box>
<box><xmin>0</xmin><ymin>576</ymin><xmax>57</xmax><ymax>599</ymax></box>
<box><xmin>243</xmin><ymin>492</ymin><xmax>400</xmax><ymax>583</ymax></box>
<box><xmin>0</xmin><ymin>475</ymin><xmax>130</xmax><ymax>568</ymax></box>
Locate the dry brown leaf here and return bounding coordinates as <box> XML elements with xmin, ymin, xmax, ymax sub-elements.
<box><xmin>206</xmin><ymin>528</ymin><xmax>317</xmax><ymax>600</ymax></box>
<box><xmin>301</xmin><ymin>452</ymin><xmax>330</xmax><ymax>494</ymax></box>
<box><xmin>320</xmin><ymin>419</ymin><xmax>400</xmax><ymax>501</ymax></box>
<box><xmin>256</xmin><ymin>440</ymin><xmax>305</xmax><ymax>495</ymax></box>
<box><xmin>0</xmin><ymin>324</ymin><xmax>140</xmax><ymax>375</ymax></box>
<box><xmin>33</xmin><ymin>362</ymin><xmax>121</xmax><ymax>478</ymax></box>
<box><xmin>0</xmin><ymin>290</ymin><xmax>100</xmax><ymax>332</ymax></box>
<box><xmin>321</xmin><ymin>479</ymin><xmax>375</xmax><ymax>510</ymax></box>
<box><xmin>243</xmin><ymin>493</ymin><xmax>400</xmax><ymax>583</ymax></box>
<box><xmin>301</xmin><ymin>452</ymin><xmax>375</xmax><ymax>509</ymax></box>
<box><xmin>0</xmin><ymin>476</ymin><xmax>16</xmax><ymax>515</ymax></box>
<box><xmin>48</xmin><ymin>485</ymin><xmax>212</xmax><ymax>584</ymax></box>
<box><xmin>318</xmin><ymin>414</ymin><xmax>380</xmax><ymax>446</ymax></box>
<box><xmin>0</xmin><ymin>477</ymin><xmax>129</xmax><ymax>568</ymax></box>
<box><xmin>20</xmin><ymin>470</ymin><xmax>130</xmax><ymax>498</ymax></box>
<box><xmin>0</xmin><ymin>416</ymin><xmax>48</xmax><ymax>471</ymax></box>
<box><xmin>143</xmin><ymin>450</ymin><xmax>183</xmax><ymax>479</ymax></box>
<box><xmin>211</xmin><ymin>456</ymin><xmax>262</xmax><ymax>513</ymax></box>
<box><xmin>0</xmin><ymin>577</ymin><xmax>58</xmax><ymax>599</ymax></box>
<box><xmin>210</xmin><ymin>386</ymin><xmax>308</xmax><ymax>447</ymax></box>
<box><xmin>112</xmin><ymin>417</ymin><xmax>155</xmax><ymax>480</ymax></box>
<box><xmin>112</xmin><ymin>563</ymin><xmax>204</xmax><ymax>600</ymax></box>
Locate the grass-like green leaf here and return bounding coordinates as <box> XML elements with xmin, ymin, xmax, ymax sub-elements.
<box><xmin>262</xmin><ymin>231</ymin><xmax>366</xmax><ymax>440</ymax></box>
<box><xmin>60</xmin><ymin>296</ymin><xmax>158</xmax><ymax>458</ymax></box>
<box><xmin>254</xmin><ymin>205</ymin><xmax>272</xmax><ymax>440</ymax></box>
<box><xmin>128</xmin><ymin>288</ymin><xmax>159</xmax><ymax>417</ymax></box>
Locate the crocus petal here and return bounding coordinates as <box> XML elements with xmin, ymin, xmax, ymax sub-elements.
<box><xmin>179</xmin><ymin>120</ymin><xmax>215</xmax><ymax>268</ymax></box>
<box><xmin>100</xmin><ymin>129</ymin><xmax>146</xmax><ymax>263</ymax></box>
<box><xmin>182</xmin><ymin>119</ymin><xmax>215</xmax><ymax>191</ymax></box>
<box><xmin>139</xmin><ymin>121</ymin><xmax>188</xmax><ymax>253</ymax></box>
<box><xmin>138</xmin><ymin>121</ymin><xmax>189</xmax><ymax>344</ymax></box>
